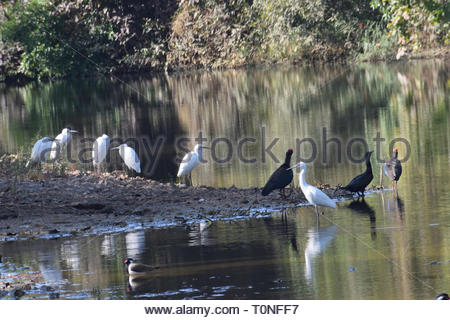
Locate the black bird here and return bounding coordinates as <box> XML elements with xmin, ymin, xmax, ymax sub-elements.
<box><xmin>261</xmin><ymin>148</ymin><xmax>294</xmax><ymax>197</ymax></box>
<box><xmin>384</xmin><ymin>148</ymin><xmax>402</xmax><ymax>190</ymax></box>
<box><xmin>436</xmin><ymin>293</ymin><xmax>449</xmax><ymax>300</ymax></box>
<box><xmin>124</xmin><ymin>258</ymin><xmax>159</xmax><ymax>277</ymax></box>
<box><xmin>340</xmin><ymin>151</ymin><xmax>374</xmax><ymax>197</ymax></box>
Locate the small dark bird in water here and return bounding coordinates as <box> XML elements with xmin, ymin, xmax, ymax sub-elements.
<box><xmin>124</xmin><ymin>258</ymin><xmax>159</xmax><ymax>276</ymax></box>
<box><xmin>261</xmin><ymin>148</ymin><xmax>294</xmax><ymax>198</ymax></box>
<box><xmin>436</xmin><ymin>293</ymin><xmax>449</xmax><ymax>300</ymax></box>
<box><xmin>339</xmin><ymin>151</ymin><xmax>374</xmax><ymax>197</ymax></box>
<box><xmin>384</xmin><ymin>148</ymin><xmax>402</xmax><ymax>190</ymax></box>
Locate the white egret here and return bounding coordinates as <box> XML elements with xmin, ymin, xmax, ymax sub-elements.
<box><xmin>112</xmin><ymin>144</ymin><xmax>141</xmax><ymax>173</ymax></box>
<box><xmin>289</xmin><ymin>162</ymin><xmax>336</xmax><ymax>214</ymax></box>
<box><xmin>177</xmin><ymin>144</ymin><xmax>210</xmax><ymax>185</ymax></box>
<box><xmin>92</xmin><ymin>134</ymin><xmax>110</xmax><ymax>172</ymax></box>
<box><xmin>26</xmin><ymin>137</ymin><xmax>55</xmax><ymax>167</ymax></box>
<box><xmin>49</xmin><ymin>128</ymin><xmax>78</xmax><ymax>160</ymax></box>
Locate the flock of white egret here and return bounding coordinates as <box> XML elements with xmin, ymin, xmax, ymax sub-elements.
<box><xmin>27</xmin><ymin>128</ymin><xmax>141</xmax><ymax>174</ymax></box>
<box><xmin>27</xmin><ymin>129</ymin><xmax>206</xmax><ymax>178</ymax></box>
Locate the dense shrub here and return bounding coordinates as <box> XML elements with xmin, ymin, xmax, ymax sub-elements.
<box><xmin>0</xmin><ymin>0</ymin><xmax>178</xmax><ymax>80</ymax></box>
<box><xmin>0</xmin><ymin>0</ymin><xmax>447</xmax><ymax>81</ymax></box>
<box><xmin>167</xmin><ymin>0</ymin><xmax>384</xmax><ymax>68</ymax></box>
<box><xmin>371</xmin><ymin>0</ymin><xmax>449</xmax><ymax>50</ymax></box>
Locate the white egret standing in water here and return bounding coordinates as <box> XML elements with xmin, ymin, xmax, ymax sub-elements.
<box><xmin>112</xmin><ymin>144</ymin><xmax>141</xmax><ymax>173</ymax></box>
<box><xmin>92</xmin><ymin>134</ymin><xmax>110</xmax><ymax>172</ymax></box>
<box><xmin>49</xmin><ymin>128</ymin><xmax>78</xmax><ymax>160</ymax></box>
<box><xmin>177</xmin><ymin>144</ymin><xmax>211</xmax><ymax>185</ymax></box>
<box><xmin>26</xmin><ymin>137</ymin><xmax>56</xmax><ymax>167</ymax></box>
<box><xmin>289</xmin><ymin>162</ymin><xmax>336</xmax><ymax>215</ymax></box>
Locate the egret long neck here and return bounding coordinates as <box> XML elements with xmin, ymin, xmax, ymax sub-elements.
<box><xmin>299</xmin><ymin>168</ymin><xmax>309</xmax><ymax>189</ymax></box>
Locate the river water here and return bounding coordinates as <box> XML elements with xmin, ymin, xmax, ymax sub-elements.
<box><xmin>0</xmin><ymin>59</ymin><xmax>449</xmax><ymax>299</ymax></box>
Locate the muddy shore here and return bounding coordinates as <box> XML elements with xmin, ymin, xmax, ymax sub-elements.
<box><xmin>0</xmin><ymin>167</ymin><xmax>378</xmax><ymax>242</ymax></box>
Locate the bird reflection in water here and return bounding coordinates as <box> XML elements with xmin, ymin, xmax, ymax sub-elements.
<box><xmin>387</xmin><ymin>196</ymin><xmax>404</xmax><ymax>216</ymax></box>
<box><xmin>347</xmin><ymin>198</ymin><xmax>377</xmax><ymax>240</ymax></box>
<box><xmin>386</xmin><ymin>194</ymin><xmax>404</xmax><ymax>221</ymax></box>
<box><xmin>382</xmin><ymin>193</ymin><xmax>405</xmax><ymax>222</ymax></box>
<box><xmin>126</xmin><ymin>277</ymin><xmax>155</xmax><ymax>293</ymax></box>
<box><xmin>304</xmin><ymin>225</ymin><xmax>337</xmax><ymax>282</ymax></box>
<box><xmin>279</xmin><ymin>207</ymin><xmax>299</xmax><ymax>253</ymax></box>
<box><xmin>188</xmin><ymin>217</ymin><xmax>213</xmax><ymax>247</ymax></box>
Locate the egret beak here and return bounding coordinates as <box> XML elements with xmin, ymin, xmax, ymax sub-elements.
<box><xmin>70</xmin><ymin>130</ymin><xmax>78</xmax><ymax>133</ymax></box>
<box><xmin>111</xmin><ymin>147</ymin><xmax>120</xmax><ymax>150</ymax></box>
<box><xmin>287</xmin><ymin>162</ymin><xmax>301</xmax><ymax>170</ymax></box>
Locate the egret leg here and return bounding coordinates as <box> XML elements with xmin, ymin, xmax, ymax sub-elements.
<box><xmin>314</xmin><ymin>205</ymin><xmax>320</xmax><ymax>226</ymax></box>
<box><xmin>97</xmin><ymin>162</ymin><xmax>104</xmax><ymax>175</ymax></box>
<box><xmin>314</xmin><ymin>205</ymin><xmax>319</xmax><ymax>215</ymax></box>
<box><xmin>379</xmin><ymin>166</ymin><xmax>383</xmax><ymax>187</ymax></box>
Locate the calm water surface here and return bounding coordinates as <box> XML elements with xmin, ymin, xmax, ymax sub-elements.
<box><xmin>0</xmin><ymin>60</ymin><xmax>449</xmax><ymax>299</ymax></box>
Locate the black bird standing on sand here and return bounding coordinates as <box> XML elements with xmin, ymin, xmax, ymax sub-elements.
<box><xmin>384</xmin><ymin>148</ymin><xmax>402</xmax><ymax>190</ymax></box>
<box><xmin>339</xmin><ymin>151</ymin><xmax>374</xmax><ymax>198</ymax></box>
<box><xmin>261</xmin><ymin>148</ymin><xmax>294</xmax><ymax>198</ymax></box>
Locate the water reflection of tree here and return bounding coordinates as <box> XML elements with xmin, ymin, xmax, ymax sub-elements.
<box><xmin>167</xmin><ymin>60</ymin><xmax>448</xmax><ymax>189</ymax></box>
<box><xmin>0</xmin><ymin>60</ymin><xmax>448</xmax><ymax>186</ymax></box>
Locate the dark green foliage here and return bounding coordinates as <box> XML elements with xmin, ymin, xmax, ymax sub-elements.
<box><xmin>0</xmin><ymin>0</ymin><xmax>178</xmax><ymax>80</ymax></box>
<box><xmin>1</xmin><ymin>0</ymin><xmax>102</xmax><ymax>79</ymax></box>
<box><xmin>0</xmin><ymin>0</ymin><xmax>447</xmax><ymax>81</ymax></box>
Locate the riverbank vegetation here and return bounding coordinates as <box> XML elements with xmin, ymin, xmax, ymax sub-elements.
<box><xmin>0</xmin><ymin>0</ymin><xmax>448</xmax><ymax>81</ymax></box>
